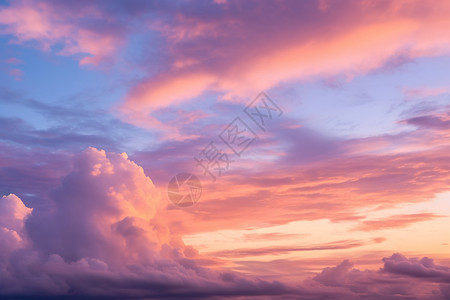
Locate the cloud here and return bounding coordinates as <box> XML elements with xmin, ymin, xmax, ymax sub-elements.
<box><xmin>0</xmin><ymin>0</ymin><xmax>125</xmax><ymax>66</ymax></box>
<box><xmin>313</xmin><ymin>259</ymin><xmax>354</xmax><ymax>287</ymax></box>
<box><xmin>310</xmin><ymin>254</ymin><xmax>450</xmax><ymax>299</ymax></box>
<box><xmin>4</xmin><ymin>57</ymin><xmax>22</xmax><ymax>64</ymax></box>
<box><xmin>2</xmin><ymin>147</ymin><xmax>450</xmax><ymax>298</ymax></box>
<box><xmin>25</xmin><ymin>147</ymin><xmax>163</xmax><ymax>264</ymax></box>
<box><xmin>0</xmin><ymin>85</ymin><xmax>155</xmax><ymax>153</ymax></box>
<box><xmin>403</xmin><ymin>113</ymin><xmax>450</xmax><ymax>130</ymax></box>
<box><xmin>119</xmin><ymin>0</ymin><xmax>450</xmax><ymax>126</ymax></box>
<box><xmin>0</xmin><ymin>194</ymin><xmax>32</xmax><ymax>263</ymax></box>
<box><xmin>355</xmin><ymin>213</ymin><xmax>445</xmax><ymax>231</ymax></box>
<box><xmin>7</xmin><ymin>68</ymin><xmax>23</xmax><ymax>80</ymax></box>
<box><xmin>208</xmin><ymin>240</ymin><xmax>368</xmax><ymax>258</ymax></box>
<box><xmin>171</xmin><ymin>136</ymin><xmax>450</xmax><ymax>236</ymax></box>
<box><xmin>2</xmin><ymin>1</ymin><xmax>450</xmax><ymax>128</ymax></box>
<box><xmin>382</xmin><ymin>253</ymin><xmax>450</xmax><ymax>281</ymax></box>
<box><xmin>402</xmin><ymin>87</ymin><xmax>450</xmax><ymax>100</ymax></box>
<box><xmin>0</xmin><ymin>194</ymin><xmax>32</xmax><ymax>233</ymax></box>
<box><xmin>0</xmin><ymin>148</ymin><xmax>300</xmax><ymax>299</ymax></box>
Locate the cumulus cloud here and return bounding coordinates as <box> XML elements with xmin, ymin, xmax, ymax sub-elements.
<box><xmin>0</xmin><ymin>147</ymin><xmax>298</xmax><ymax>299</ymax></box>
<box><xmin>310</xmin><ymin>254</ymin><xmax>450</xmax><ymax>299</ymax></box>
<box><xmin>0</xmin><ymin>194</ymin><xmax>32</xmax><ymax>261</ymax></box>
<box><xmin>382</xmin><ymin>253</ymin><xmax>450</xmax><ymax>282</ymax></box>
<box><xmin>1</xmin><ymin>148</ymin><xmax>450</xmax><ymax>299</ymax></box>
<box><xmin>0</xmin><ymin>194</ymin><xmax>32</xmax><ymax>233</ymax></box>
<box><xmin>26</xmin><ymin>147</ymin><xmax>163</xmax><ymax>265</ymax></box>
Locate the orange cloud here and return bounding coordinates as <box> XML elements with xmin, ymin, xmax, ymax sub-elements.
<box><xmin>207</xmin><ymin>239</ymin><xmax>370</xmax><ymax>258</ymax></box>
<box><xmin>160</xmin><ymin>130</ymin><xmax>450</xmax><ymax>236</ymax></box>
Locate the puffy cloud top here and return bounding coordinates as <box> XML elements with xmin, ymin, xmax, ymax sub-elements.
<box><xmin>0</xmin><ymin>148</ymin><xmax>295</xmax><ymax>298</ymax></box>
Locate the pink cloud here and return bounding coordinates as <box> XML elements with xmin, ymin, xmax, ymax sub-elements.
<box><xmin>0</xmin><ymin>1</ymin><xmax>124</xmax><ymax>66</ymax></box>
<box><xmin>355</xmin><ymin>213</ymin><xmax>445</xmax><ymax>231</ymax></box>
<box><xmin>403</xmin><ymin>87</ymin><xmax>450</xmax><ymax>99</ymax></box>
<box><xmin>1</xmin><ymin>147</ymin><xmax>450</xmax><ymax>298</ymax></box>
<box><xmin>7</xmin><ymin>68</ymin><xmax>23</xmax><ymax>80</ymax></box>
<box><xmin>310</xmin><ymin>255</ymin><xmax>440</xmax><ymax>298</ymax></box>
<box><xmin>160</xmin><ymin>118</ymin><xmax>450</xmax><ymax>236</ymax></box>
<box><xmin>0</xmin><ymin>194</ymin><xmax>31</xmax><ymax>233</ymax></box>
<box><xmin>2</xmin><ymin>1</ymin><xmax>450</xmax><ymax>129</ymax></box>
<box><xmin>208</xmin><ymin>239</ymin><xmax>372</xmax><ymax>258</ymax></box>
<box><xmin>0</xmin><ymin>148</ymin><xmax>298</xmax><ymax>298</ymax></box>
<box><xmin>120</xmin><ymin>0</ymin><xmax>450</xmax><ymax>126</ymax></box>
<box><xmin>26</xmin><ymin>147</ymin><xmax>165</xmax><ymax>264</ymax></box>
<box><xmin>4</xmin><ymin>57</ymin><xmax>22</xmax><ymax>64</ymax></box>
<box><xmin>0</xmin><ymin>194</ymin><xmax>32</xmax><ymax>262</ymax></box>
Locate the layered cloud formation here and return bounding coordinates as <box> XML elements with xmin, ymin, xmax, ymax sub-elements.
<box><xmin>2</xmin><ymin>0</ymin><xmax>450</xmax><ymax>126</ymax></box>
<box><xmin>0</xmin><ymin>148</ymin><xmax>296</xmax><ymax>298</ymax></box>
<box><xmin>0</xmin><ymin>148</ymin><xmax>448</xmax><ymax>299</ymax></box>
<box><xmin>1</xmin><ymin>0</ymin><xmax>450</xmax><ymax>299</ymax></box>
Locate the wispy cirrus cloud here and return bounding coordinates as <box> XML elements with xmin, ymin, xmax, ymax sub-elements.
<box><xmin>0</xmin><ymin>0</ymin><xmax>126</xmax><ymax>66</ymax></box>
<box><xmin>3</xmin><ymin>1</ymin><xmax>450</xmax><ymax>128</ymax></box>
<box><xmin>402</xmin><ymin>87</ymin><xmax>450</xmax><ymax>100</ymax></box>
<box><xmin>4</xmin><ymin>57</ymin><xmax>22</xmax><ymax>64</ymax></box>
<box><xmin>207</xmin><ymin>239</ymin><xmax>378</xmax><ymax>258</ymax></box>
<box><xmin>120</xmin><ymin>0</ymin><xmax>450</xmax><ymax>126</ymax></box>
<box><xmin>165</xmin><ymin>118</ymin><xmax>450</xmax><ymax>235</ymax></box>
<box><xmin>355</xmin><ymin>213</ymin><xmax>445</xmax><ymax>231</ymax></box>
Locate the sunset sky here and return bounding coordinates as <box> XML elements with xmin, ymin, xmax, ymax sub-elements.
<box><xmin>1</xmin><ymin>0</ymin><xmax>450</xmax><ymax>299</ymax></box>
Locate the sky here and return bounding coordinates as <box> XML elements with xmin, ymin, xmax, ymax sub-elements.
<box><xmin>0</xmin><ymin>0</ymin><xmax>450</xmax><ymax>299</ymax></box>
